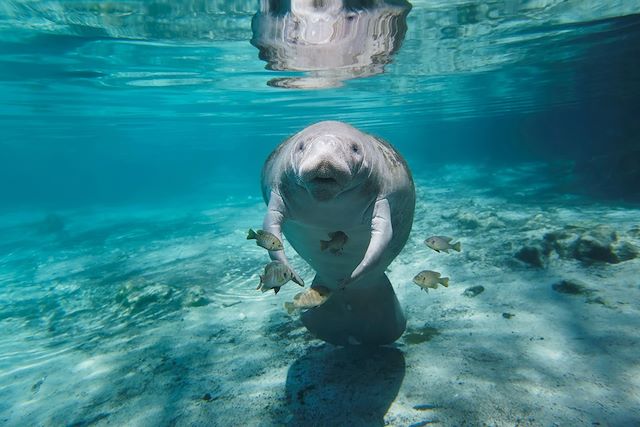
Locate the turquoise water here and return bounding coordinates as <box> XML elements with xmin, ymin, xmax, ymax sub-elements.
<box><xmin>1</xmin><ymin>1</ymin><xmax>640</xmax><ymax>426</ymax></box>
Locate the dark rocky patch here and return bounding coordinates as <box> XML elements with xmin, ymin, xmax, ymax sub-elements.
<box><xmin>441</xmin><ymin>210</ymin><xmax>505</xmax><ymax>230</ymax></box>
<box><xmin>515</xmin><ymin>246</ymin><xmax>545</xmax><ymax>267</ymax></box>
<box><xmin>518</xmin><ymin>224</ymin><xmax>639</xmax><ymax>267</ymax></box>
<box><xmin>183</xmin><ymin>286</ymin><xmax>210</xmax><ymax>307</ymax></box>
<box><xmin>462</xmin><ymin>285</ymin><xmax>484</xmax><ymax>297</ymax></box>
<box><xmin>413</xmin><ymin>403</ymin><xmax>438</xmax><ymax>410</ymax></box>
<box><xmin>115</xmin><ymin>280</ymin><xmax>176</xmax><ymax>315</ymax></box>
<box><xmin>502</xmin><ymin>312</ymin><xmax>515</xmax><ymax>319</ymax></box>
<box><xmin>586</xmin><ymin>296</ymin><xmax>609</xmax><ymax>307</ymax></box>
<box><xmin>404</xmin><ymin>326</ymin><xmax>440</xmax><ymax>345</ymax></box>
<box><xmin>551</xmin><ymin>279</ymin><xmax>594</xmax><ymax>296</ymax></box>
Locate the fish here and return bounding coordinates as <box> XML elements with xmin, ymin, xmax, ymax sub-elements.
<box><xmin>413</xmin><ymin>270</ymin><xmax>450</xmax><ymax>292</ymax></box>
<box><xmin>257</xmin><ymin>261</ymin><xmax>297</xmax><ymax>294</ymax></box>
<box><xmin>425</xmin><ymin>235</ymin><xmax>461</xmax><ymax>253</ymax></box>
<box><xmin>284</xmin><ymin>285</ymin><xmax>331</xmax><ymax>314</ymax></box>
<box><xmin>247</xmin><ymin>228</ymin><xmax>283</xmax><ymax>251</ymax></box>
<box><xmin>320</xmin><ymin>231</ymin><xmax>348</xmax><ymax>254</ymax></box>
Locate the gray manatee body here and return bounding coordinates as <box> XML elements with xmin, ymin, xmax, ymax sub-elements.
<box><xmin>261</xmin><ymin>121</ymin><xmax>415</xmax><ymax>345</ymax></box>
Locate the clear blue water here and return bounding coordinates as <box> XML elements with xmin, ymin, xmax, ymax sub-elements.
<box><xmin>1</xmin><ymin>1</ymin><xmax>640</xmax><ymax>426</ymax></box>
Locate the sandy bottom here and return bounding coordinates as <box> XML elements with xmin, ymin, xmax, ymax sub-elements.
<box><xmin>1</xmin><ymin>164</ymin><xmax>639</xmax><ymax>426</ymax></box>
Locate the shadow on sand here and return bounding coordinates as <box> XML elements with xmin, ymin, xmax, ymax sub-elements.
<box><xmin>282</xmin><ymin>344</ymin><xmax>405</xmax><ymax>427</ymax></box>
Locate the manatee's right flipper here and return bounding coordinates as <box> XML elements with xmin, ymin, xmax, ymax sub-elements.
<box><xmin>301</xmin><ymin>274</ymin><xmax>406</xmax><ymax>346</ymax></box>
<box><xmin>341</xmin><ymin>198</ymin><xmax>393</xmax><ymax>287</ymax></box>
<box><xmin>263</xmin><ymin>190</ymin><xmax>304</xmax><ymax>286</ymax></box>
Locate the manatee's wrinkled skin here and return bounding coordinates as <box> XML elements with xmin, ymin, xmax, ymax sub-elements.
<box><xmin>261</xmin><ymin>121</ymin><xmax>415</xmax><ymax>345</ymax></box>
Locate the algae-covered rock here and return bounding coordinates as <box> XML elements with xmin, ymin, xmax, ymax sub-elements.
<box><xmin>442</xmin><ymin>210</ymin><xmax>505</xmax><ymax>230</ymax></box>
<box><xmin>611</xmin><ymin>241</ymin><xmax>639</xmax><ymax>262</ymax></box>
<box><xmin>542</xmin><ymin>228</ymin><xmax>580</xmax><ymax>258</ymax></box>
<box><xmin>116</xmin><ymin>280</ymin><xmax>175</xmax><ymax>314</ymax></box>
<box><xmin>403</xmin><ymin>326</ymin><xmax>440</xmax><ymax>345</ymax></box>
<box><xmin>514</xmin><ymin>245</ymin><xmax>546</xmax><ymax>268</ymax></box>
<box><xmin>462</xmin><ymin>285</ymin><xmax>484</xmax><ymax>297</ymax></box>
<box><xmin>570</xmin><ymin>225</ymin><xmax>619</xmax><ymax>264</ymax></box>
<box><xmin>183</xmin><ymin>286</ymin><xmax>210</xmax><ymax>307</ymax></box>
<box><xmin>551</xmin><ymin>279</ymin><xmax>594</xmax><ymax>296</ymax></box>
<box><xmin>518</xmin><ymin>224</ymin><xmax>638</xmax><ymax>267</ymax></box>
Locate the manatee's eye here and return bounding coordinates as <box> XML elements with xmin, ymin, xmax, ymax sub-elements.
<box><xmin>298</xmin><ymin>142</ymin><xmax>305</xmax><ymax>151</ymax></box>
<box><xmin>351</xmin><ymin>143</ymin><xmax>359</xmax><ymax>153</ymax></box>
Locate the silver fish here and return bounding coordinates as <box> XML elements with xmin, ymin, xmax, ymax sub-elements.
<box><xmin>257</xmin><ymin>261</ymin><xmax>295</xmax><ymax>294</ymax></box>
<box><xmin>284</xmin><ymin>285</ymin><xmax>331</xmax><ymax>314</ymax></box>
<box><xmin>413</xmin><ymin>270</ymin><xmax>449</xmax><ymax>292</ymax></box>
<box><xmin>320</xmin><ymin>231</ymin><xmax>348</xmax><ymax>254</ymax></box>
<box><xmin>425</xmin><ymin>235</ymin><xmax>461</xmax><ymax>253</ymax></box>
<box><xmin>247</xmin><ymin>228</ymin><xmax>283</xmax><ymax>251</ymax></box>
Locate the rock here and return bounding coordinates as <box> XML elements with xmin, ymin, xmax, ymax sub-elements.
<box><xmin>551</xmin><ymin>279</ymin><xmax>593</xmax><ymax>296</ymax></box>
<box><xmin>202</xmin><ymin>393</ymin><xmax>212</xmax><ymax>401</ymax></box>
<box><xmin>183</xmin><ymin>286</ymin><xmax>210</xmax><ymax>307</ymax></box>
<box><xmin>462</xmin><ymin>285</ymin><xmax>484</xmax><ymax>297</ymax></box>
<box><xmin>568</xmin><ymin>225</ymin><xmax>638</xmax><ymax>264</ymax></box>
<box><xmin>502</xmin><ymin>312</ymin><xmax>514</xmax><ymax>319</ymax></box>
<box><xmin>611</xmin><ymin>241</ymin><xmax>639</xmax><ymax>262</ymax></box>
<box><xmin>443</xmin><ymin>211</ymin><xmax>481</xmax><ymax>230</ymax></box>
<box><xmin>403</xmin><ymin>326</ymin><xmax>440</xmax><ymax>345</ymax></box>
<box><xmin>570</xmin><ymin>225</ymin><xmax>618</xmax><ymax>264</ymax></box>
<box><xmin>571</xmin><ymin>236</ymin><xmax>617</xmax><ymax>263</ymax></box>
<box><xmin>542</xmin><ymin>228</ymin><xmax>578</xmax><ymax>258</ymax></box>
<box><xmin>441</xmin><ymin>210</ymin><xmax>505</xmax><ymax>231</ymax></box>
<box><xmin>514</xmin><ymin>245</ymin><xmax>545</xmax><ymax>268</ymax></box>
<box><xmin>586</xmin><ymin>296</ymin><xmax>607</xmax><ymax>306</ymax></box>
<box><xmin>116</xmin><ymin>281</ymin><xmax>175</xmax><ymax>314</ymax></box>
<box><xmin>531</xmin><ymin>224</ymin><xmax>639</xmax><ymax>265</ymax></box>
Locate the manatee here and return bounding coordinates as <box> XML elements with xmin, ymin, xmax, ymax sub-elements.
<box><xmin>261</xmin><ymin>120</ymin><xmax>415</xmax><ymax>345</ymax></box>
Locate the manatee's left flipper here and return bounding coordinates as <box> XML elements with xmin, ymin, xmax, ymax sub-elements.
<box><xmin>263</xmin><ymin>190</ymin><xmax>305</xmax><ymax>286</ymax></box>
<box><xmin>344</xmin><ymin>198</ymin><xmax>392</xmax><ymax>286</ymax></box>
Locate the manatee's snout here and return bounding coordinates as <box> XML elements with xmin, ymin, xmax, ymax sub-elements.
<box><xmin>301</xmin><ymin>159</ymin><xmax>350</xmax><ymax>185</ymax></box>
<box><xmin>298</xmin><ymin>137</ymin><xmax>352</xmax><ymax>201</ymax></box>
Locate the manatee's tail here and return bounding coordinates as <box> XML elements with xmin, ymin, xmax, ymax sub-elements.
<box><xmin>247</xmin><ymin>229</ymin><xmax>257</xmax><ymax>240</ymax></box>
<box><xmin>452</xmin><ymin>241</ymin><xmax>462</xmax><ymax>252</ymax></box>
<box><xmin>320</xmin><ymin>239</ymin><xmax>330</xmax><ymax>251</ymax></box>
<box><xmin>301</xmin><ymin>274</ymin><xmax>406</xmax><ymax>346</ymax></box>
<box><xmin>439</xmin><ymin>277</ymin><xmax>450</xmax><ymax>287</ymax></box>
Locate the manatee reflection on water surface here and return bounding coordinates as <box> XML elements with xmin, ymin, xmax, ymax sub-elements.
<box><xmin>250</xmin><ymin>0</ymin><xmax>411</xmax><ymax>88</ymax></box>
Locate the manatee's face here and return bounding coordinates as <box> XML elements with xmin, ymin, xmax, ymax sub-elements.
<box><xmin>292</xmin><ymin>132</ymin><xmax>366</xmax><ymax>201</ymax></box>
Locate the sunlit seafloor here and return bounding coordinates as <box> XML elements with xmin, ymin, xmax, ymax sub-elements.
<box><xmin>1</xmin><ymin>164</ymin><xmax>639</xmax><ymax>425</ymax></box>
<box><xmin>1</xmin><ymin>0</ymin><xmax>640</xmax><ymax>426</ymax></box>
